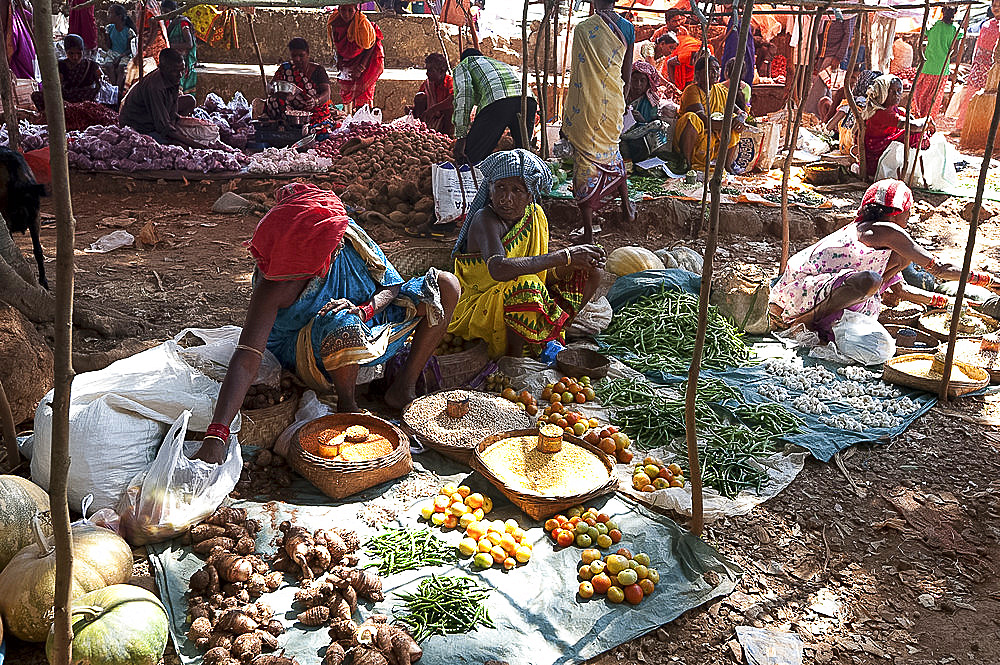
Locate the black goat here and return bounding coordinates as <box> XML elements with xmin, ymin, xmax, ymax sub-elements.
<box><xmin>0</xmin><ymin>147</ymin><xmax>48</xmax><ymax>289</ymax></box>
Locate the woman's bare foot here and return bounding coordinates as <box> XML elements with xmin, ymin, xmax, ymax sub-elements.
<box><xmin>384</xmin><ymin>382</ymin><xmax>416</xmax><ymax>413</ymax></box>
<box><xmin>621</xmin><ymin>198</ymin><xmax>637</xmax><ymax>224</ymax></box>
<box><xmin>337</xmin><ymin>399</ymin><xmax>361</xmax><ymax>413</ymax></box>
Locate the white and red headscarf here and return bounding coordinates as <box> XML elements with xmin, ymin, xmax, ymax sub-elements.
<box><xmin>856</xmin><ymin>179</ymin><xmax>913</xmax><ymax>222</ymax></box>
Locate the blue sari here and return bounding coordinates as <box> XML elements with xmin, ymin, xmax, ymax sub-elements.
<box><xmin>265</xmin><ymin>222</ymin><xmax>443</xmax><ymax>391</ymax></box>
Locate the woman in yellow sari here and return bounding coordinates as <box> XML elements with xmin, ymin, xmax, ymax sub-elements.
<box><xmin>674</xmin><ymin>55</ymin><xmax>747</xmax><ymax>174</ymax></box>
<box><xmin>562</xmin><ymin>0</ymin><xmax>635</xmax><ymax>243</ymax></box>
<box><xmin>449</xmin><ymin>150</ymin><xmax>606</xmax><ymax>358</ymax></box>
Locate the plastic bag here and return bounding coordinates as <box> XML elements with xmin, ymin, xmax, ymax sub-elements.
<box><xmin>875</xmin><ymin>134</ymin><xmax>957</xmax><ymax>191</ymax></box>
<box><xmin>342</xmin><ymin>104</ymin><xmax>383</xmax><ymax>128</ymax></box>
<box><xmin>174</xmin><ymin>326</ymin><xmax>282</xmax><ymax>387</ymax></box>
<box><xmin>566</xmin><ymin>297</ymin><xmax>613</xmax><ymax>338</ymax></box>
<box><xmin>389</xmin><ymin>113</ymin><xmax>423</xmax><ymax>128</ymax></box>
<box><xmin>117</xmin><ymin>410</ymin><xmax>242</xmax><ymax>545</ymax></box>
<box><xmin>85</xmin><ymin>229</ymin><xmax>134</xmax><ymax>253</ymax></box>
<box><xmin>175</xmin><ymin>117</ymin><xmax>221</xmax><ymax>148</ymax></box>
<box><xmin>95</xmin><ymin>80</ymin><xmax>118</xmax><ymax>106</ymax></box>
<box><xmin>433</xmin><ymin>162</ymin><xmax>484</xmax><ymax>224</ymax></box>
<box><xmin>274</xmin><ymin>390</ymin><xmax>333</xmax><ymax>458</ymax></box>
<box><xmin>830</xmin><ymin>310</ymin><xmax>895</xmax><ymax>365</ymax></box>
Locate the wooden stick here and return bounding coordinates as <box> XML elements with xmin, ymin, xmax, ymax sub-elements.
<box><xmin>613</xmin><ymin>0</ymin><xmax>978</xmax><ymax>13</ymax></box>
<box><xmin>695</xmin><ymin>9</ymin><xmax>713</xmax><ymax>235</ymax></box>
<box><xmin>780</xmin><ymin>4</ymin><xmax>827</xmax><ymax>273</ymax></box>
<box><xmin>520</xmin><ymin>0</ymin><xmax>531</xmax><ymax>149</ymax></box>
<box><xmin>939</xmin><ymin>98</ymin><xmax>1000</xmax><ymax>399</ymax></box>
<box><xmin>549</xmin><ymin>0</ymin><xmax>560</xmax><ymax>123</ymax></box>
<box><xmin>135</xmin><ymin>0</ymin><xmax>146</xmax><ymax>80</ymax></box>
<box><xmin>246</xmin><ymin>12</ymin><xmax>269</xmax><ymax>96</ymax></box>
<box><xmin>843</xmin><ymin>13</ymin><xmax>865</xmax><ymax>179</ymax></box>
<box><xmin>427</xmin><ymin>7</ymin><xmax>453</xmax><ymax>67</ymax></box>
<box><xmin>533</xmin><ymin>0</ymin><xmax>553</xmax><ymax>158</ymax></box>
<box><xmin>0</xmin><ymin>20</ymin><xmax>19</xmax><ymax>151</ymax></box>
<box><xmin>558</xmin><ymin>0</ymin><xmax>573</xmax><ymax>119</ymax></box>
<box><xmin>902</xmin><ymin>0</ymin><xmax>932</xmax><ymax>184</ymax></box>
<box><xmin>684</xmin><ymin>0</ymin><xmax>754</xmax><ymax>540</ymax></box>
<box><xmin>0</xmin><ymin>378</ymin><xmax>18</xmax><ymax>470</ymax></box>
<box><xmin>32</xmin><ymin>0</ymin><xmax>77</xmax><ymax>661</ymax></box>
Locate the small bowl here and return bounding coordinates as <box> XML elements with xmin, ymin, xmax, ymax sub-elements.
<box><xmin>556</xmin><ymin>348</ymin><xmax>610</xmax><ymax>380</ymax></box>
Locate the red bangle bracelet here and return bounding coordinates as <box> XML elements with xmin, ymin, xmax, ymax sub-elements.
<box><xmin>929</xmin><ymin>294</ymin><xmax>948</xmax><ymax>308</ymax></box>
<box><xmin>970</xmin><ymin>272</ymin><xmax>993</xmax><ymax>287</ymax></box>
<box><xmin>206</xmin><ymin>423</ymin><xmax>230</xmax><ymax>441</ymax></box>
<box><xmin>359</xmin><ymin>301</ymin><xmax>375</xmax><ymax>322</ymax></box>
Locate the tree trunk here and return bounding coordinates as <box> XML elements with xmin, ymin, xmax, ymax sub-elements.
<box><xmin>0</xmin><ymin>19</ymin><xmax>20</xmax><ymax>151</ymax></box>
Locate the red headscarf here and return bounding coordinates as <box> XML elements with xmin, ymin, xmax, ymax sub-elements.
<box><xmin>857</xmin><ymin>179</ymin><xmax>913</xmax><ymax>222</ymax></box>
<box><xmin>249</xmin><ymin>183</ymin><xmax>350</xmax><ymax>281</ymax></box>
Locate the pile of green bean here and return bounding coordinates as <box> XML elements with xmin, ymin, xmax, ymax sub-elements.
<box><xmin>680</xmin><ymin>377</ymin><xmax>742</xmax><ymax>403</ymax></box>
<box><xmin>599</xmin><ymin>290</ymin><xmax>751</xmax><ymax>375</ymax></box>
<box><xmin>733</xmin><ymin>402</ymin><xmax>804</xmax><ymax>439</ymax></box>
<box><xmin>364</xmin><ymin>528</ymin><xmax>458</xmax><ymax>576</ymax></box>
<box><xmin>394</xmin><ymin>576</ymin><xmax>494</xmax><ymax>643</ymax></box>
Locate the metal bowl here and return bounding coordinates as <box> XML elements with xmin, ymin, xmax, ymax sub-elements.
<box><xmin>285</xmin><ymin>110</ymin><xmax>311</xmax><ymax>126</ymax></box>
<box><xmin>269</xmin><ymin>80</ymin><xmax>302</xmax><ymax>97</ymax></box>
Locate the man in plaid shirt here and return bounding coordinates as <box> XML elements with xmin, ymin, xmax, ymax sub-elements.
<box><xmin>451</xmin><ymin>48</ymin><xmax>537</xmax><ymax>165</ymax></box>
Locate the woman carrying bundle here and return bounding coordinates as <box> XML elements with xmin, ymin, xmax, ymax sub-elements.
<box><xmin>327</xmin><ymin>3</ymin><xmax>384</xmax><ymax>112</ymax></box>
<box><xmin>263</xmin><ymin>38</ymin><xmax>337</xmax><ymax>136</ymax></box>
<box><xmin>449</xmin><ymin>150</ymin><xmax>606</xmax><ymax>359</ymax></box>
<box><xmin>190</xmin><ymin>183</ymin><xmax>460</xmax><ymax>463</ymax></box>
<box><xmin>768</xmin><ymin>179</ymin><xmax>992</xmax><ymax>340</ymax></box>
<box><xmin>861</xmin><ymin>74</ymin><xmax>942</xmax><ymax>180</ymax></box>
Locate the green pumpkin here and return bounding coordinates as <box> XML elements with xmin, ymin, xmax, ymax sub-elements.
<box><xmin>45</xmin><ymin>584</ymin><xmax>168</xmax><ymax>665</ymax></box>
<box><xmin>0</xmin><ymin>475</ymin><xmax>51</xmax><ymax>572</ymax></box>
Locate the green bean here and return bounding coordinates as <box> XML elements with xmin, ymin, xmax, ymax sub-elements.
<box><xmin>364</xmin><ymin>527</ymin><xmax>458</xmax><ymax>576</ymax></box>
<box><xmin>394</xmin><ymin>576</ymin><xmax>494</xmax><ymax>643</ymax></box>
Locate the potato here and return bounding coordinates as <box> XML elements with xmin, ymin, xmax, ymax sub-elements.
<box><xmin>388</xmin><ymin>211</ymin><xmax>408</xmax><ymax>224</ymax></box>
<box><xmin>414</xmin><ymin>197</ymin><xmax>434</xmax><ymax>213</ymax></box>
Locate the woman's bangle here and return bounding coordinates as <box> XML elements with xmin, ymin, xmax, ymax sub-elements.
<box><xmin>970</xmin><ymin>271</ymin><xmax>993</xmax><ymax>287</ymax></box>
<box><xmin>206</xmin><ymin>422</ymin><xmax>230</xmax><ymax>441</ymax></box>
<box><xmin>358</xmin><ymin>301</ymin><xmax>375</xmax><ymax>322</ymax></box>
<box><xmin>564</xmin><ymin>248</ymin><xmax>572</xmax><ymax>266</ymax></box>
<box><xmin>929</xmin><ymin>294</ymin><xmax>949</xmax><ymax>309</ymax></box>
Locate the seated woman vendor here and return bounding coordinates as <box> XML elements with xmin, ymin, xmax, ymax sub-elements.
<box><xmin>31</xmin><ymin>34</ymin><xmax>102</xmax><ymax>110</ymax></box>
<box><xmin>862</xmin><ymin>74</ymin><xmax>937</xmax><ymax>180</ymax></box>
<box><xmin>192</xmin><ymin>183</ymin><xmax>460</xmax><ymax>464</ymax></box>
<box><xmin>674</xmin><ymin>55</ymin><xmax>746</xmax><ymax>174</ymax></box>
<box><xmin>449</xmin><ymin>150</ymin><xmax>606</xmax><ymax>358</ymax></box>
<box><xmin>263</xmin><ymin>38</ymin><xmax>337</xmax><ymax>135</ymax></box>
<box><xmin>412</xmin><ymin>53</ymin><xmax>454</xmax><ymax>136</ymax></box>
<box><xmin>769</xmin><ymin>179</ymin><xmax>990</xmax><ymax>340</ymax></box>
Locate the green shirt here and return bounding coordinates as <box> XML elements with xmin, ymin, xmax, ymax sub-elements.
<box><xmin>451</xmin><ymin>55</ymin><xmax>525</xmax><ymax>139</ymax></box>
<box><xmin>920</xmin><ymin>20</ymin><xmax>961</xmax><ymax>75</ymax></box>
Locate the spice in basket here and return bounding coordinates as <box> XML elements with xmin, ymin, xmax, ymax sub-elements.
<box><xmin>403</xmin><ymin>390</ymin><xmax>533</xmax><ymax>451</ymax></box>
<box><xmin>479</xmin><ymin>435</ymin><xmax>610</xmax><ymax>496</ymax></box>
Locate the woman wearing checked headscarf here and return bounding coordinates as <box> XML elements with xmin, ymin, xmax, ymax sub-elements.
<box><xmin>448</xmin><ymin>150</ymin><xmax>607</xmax><ymax>358</ymax></box>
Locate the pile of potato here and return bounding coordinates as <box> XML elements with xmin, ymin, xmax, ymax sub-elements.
<box><xmin>241</xmin><ymin>377</ymin><xmax>295</xmax><ymax>411</ymax></box>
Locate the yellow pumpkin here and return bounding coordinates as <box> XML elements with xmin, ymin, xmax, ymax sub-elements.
<box><xmin>0</xmin><ymin>475</ymin><xmax>51</xmax><ymax>572</ymax></box>
<box><xmin>606</xmin><ymin>247</ymin><xmax>665</xmax><ymax>277</ymax></box>
<box><xmin>0</xmin><ymin>519</ymin><xmax>133</xmax><ymax>642</ymax></box>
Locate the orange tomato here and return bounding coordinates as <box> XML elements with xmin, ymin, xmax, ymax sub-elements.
<box><xmin>638</xmin><ymin>579</ymin><xmax>655</xmax><ymax>596</ymax></box>
<box><xmin>617</xmin><ymin>449</ymin><xmax>634</xmax><ymax>464</ymax></box>
<box><xmin>490</xmin><ymin>546</ymin><xmax>508</xmax><ymax>564</ymax></box>
<box><xmin>624</xmin><ymin>584</ymin><xmax>644</xmax><ymax>605</ymax></box>
<box><xmin>608</xmin><ymin>529</ymin><xmax>622</xmax><ymax>544</ymax></box>
<box><xmin>556</xmin><ymin>529</ymin><xmax>575</xmax><ymax>547</ymax></box>
<box><xmin>544</xmin><ymin>518</ymin><xmax>559</xmax><ymax>531</ymax></box>
<box><xmin>596</xmin><ymin>513</ymin><xmax>610</xmax><ymax>524</ymax></box>
<box><xmin>574</xmin><ymin>392</ymin><xmax>587</xmax><ymax>404</ymax></box>
<box><xmin>591</xmin><ymin>573</ymin><xmax>613</xmax><ymax>595</ymax></box>
<box><xmin>519</xmin><ymin>390</ymin><xmax>533</xmax><ymax>403</ymax></box>
<box><xmin>541</xmin><ymin>387</ymin><xmax>553</xmax><ymax>401</ymax></box>
<box><xmin>555</xmin><ymin>514</ymin><xmax>568</xmax><ymax>525</ymax></box>
<box><xmin>553</xmin><ymin>382</ymin><xmax>567</xmax><ymax>394</ymax></box>
<box><xmin>567</xmin><ymin>382</ymin><xmax>581</xmax><ymax>394</ymax></box>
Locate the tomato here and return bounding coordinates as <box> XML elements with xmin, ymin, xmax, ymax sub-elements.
<box><xmin>525</xmin><ymin>404</ymin><xmax>538</xmax><ymax>416</ymax></box>
<box><xmin>583</xmin><ymin>387</ymin><xmax>596</xmax><ymax>401</ymax></box>
<box><xmin>596</xmin><ymin>534</ymin><xmax>612</xmax><ymax>549</ymax></box>
<box><xmin>632</xmin><ymin>472</ymin><xmax>651</xmax><ymax>489</ymax></box>
<box><xmin>541</xmin><ymin>387</ymin><xmax>553</xmax><ymax>401</ymax></box>
<box><xmin>668</xmin><ymin>463</ymin><xmax>683</xmax><ymax>476</ymax></box>
<box><xmin>556</xmin><ymin>418</ymin><xmax>568</xmax><ymax>429</ymax></box>
<box><xmin>578</xmin><ymin>565</ymin><xmax>594</xmax><ymax>581</ymax></box>
<box><xmin>589</xmin><ymin>559</ymin><xmax>606</xmax><ymax>576</ymax></box>
<box><xmin>606</xmin><ymin>586</ymin><xmax>625</xmax><ymax>604</ymax></box>
<box><xmin>583</xmin><ymin>516</ymin><xmax>597</xmax><ymax>527</ymax></box>
<box><xmin>556</xmin><ymin>530</ymin><xmax>575</xmax><ymax>547</ymax></box>
<box><xmin>559</xmin><ymin>391</ymin><xmax>572</xmax><ymax>404</ymax></box>
<box><xmin>584</xmin><ymin>431</ymin><xmax>601</xmax><ymax>445</ymax></box>
<box><xmin>605</xmin><ymin>425</ymin><xmax>619</xmax><ymax>434</ymax></box>
<box><xmin>616</xmin><ymin>569</ymin><xmax>638</xmax><ymax>586</ymax></box>
<box><xmin>501</xmin><ymin>388</ymin><xmax>517</xmax><ymax>401</ymax></box>
<box><xmin>617</xmin><ymin>449</ymin><xmax>634</xmax><ymax>464</ymax></box>
<box><xmin>644</xmin><ymin>464</ymin><xmax>660</xmax><ymax>478</ymax></box>
<box><xmin>544</xmin><ymin>518</ymin><xmax>559</xmax><ymax>532</ymax></box>
<box><xmin>596</xmin><ymin>512</ymin><xmax>610</xmax><ymax>523</ymax></box>
<box><xmin>647</xmin><ymin>568</ymin><xmax>660</xmax><ymax>584</ymax></box>
<box><xmin>578</xmin><ymin>581</ymin><xmax>595</xmax><ymax>599</ymax></box>
<box><xmin>614</xmin><ymin>433</ymin><xmax>631</xmax><ymax>450</ymax></box>
<box><xmin>624</xmin><ymin>583</ymin><xmax>644</xmax><ymax>605</ymax></box>
<box><xmin>639</xmin><ymin>578</ymin><xmax>655</xmax><ymax>596</ymax></box>
<box><xmin>575</xmin><ymin>533</ymin><xmax>592</xmax><ymax>547</ymax></box>
<box><xmin>553</xmin><ymin>381</ymin><xmax>567</xmax><ymax>394</ymax></box>
<box><xmin>567</xmin><ymin>382</ymin><xmax>581</xmax><ymax>394</ymax></box>
<box><xmin>571</xmin><ymin>421</ymin><xmax>586</xmax><ymax>437</ymax></box>
<box><xmin>554</xmin><ymin>514</ymin><xmax>568</xmax><ymax>525</ymax></box>
<box><xmin>616</xmin><ymin>548</ymin><xmax>633</xmax><ymax>559</ymax></box>
<box><xmin>559</xmin><ymin>376</ymin><xmax>572</xmax><ymax>385</ymax></box>
<box><xmin>591</xmin><ymin>573</ymin><xmax>613</xmax><ymax>595</ymax></box>
<box><xmin>669</xmin><ymin>477</ymin><xmax>684</xmax><ymax>488</ymax></box>
<box><xmin>608</xmin><ymin>529</ymin><xmax>622</xmax><ymax>544</ymax></box>
<box><xmin>653</xmin><ymin>478</ymin><xmax>670</xmax><ymax>490</ymax></box>
<box><xmin>633</xmin><ymin>553</ymin><xmax>650</xmax><ymax>566</ymax></box>
<box><xmin>581</xmin><ymin>548</ymin><xmax>602</xmax><ymax>564</ymax></box>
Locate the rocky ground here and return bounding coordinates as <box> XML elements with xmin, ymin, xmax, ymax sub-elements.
<box><xmin>5</xmin><ymin>172</ymin><xmax>1000</xmax><ymax>664</ymax></box>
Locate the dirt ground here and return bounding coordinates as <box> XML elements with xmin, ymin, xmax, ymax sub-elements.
<box><xmin>5</xmin><ymin>172</ymin><xmax>1000</xmax><ymax>665</ymax></box>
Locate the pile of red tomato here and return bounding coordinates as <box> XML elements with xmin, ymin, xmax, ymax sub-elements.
<box><xmin>544</xmin><ymin>505</ymin><xmax>623</xmax><ymax>549</ymax></box>
<box><xmin>500</xmin><ymin>388</ymin><xmax>539</xmax><ymax>416</ymax></box>
<box><xmin>577</xmin><ymin>548</ymin><xmax>658</xmax><ymax>605</ymax></box>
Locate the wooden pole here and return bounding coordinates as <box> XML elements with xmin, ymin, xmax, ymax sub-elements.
<box><xmin>939</xmin><ymin>100</ymin><xmax>1000</xmax><ymax>399</ymax></box>
<box><xmin>519</xmin><ymin>0</ymin><xmax>531</xmax><ymax>149</ymax></box>
<box><xmin>428</xmin><ymin>7</ymin><xmax>453</xmax><ymax>67</ymax></box>
<box><xmin>245</xmin><ymin>13</ymin><xmax>269</xmax><ymax>95</ymax></box>
<box><xmin>0</xmin><ymin>21</ymin><xmax>20</xmax><ymax>151</ymax></box>
<box><xmin>780</xmin><ymin>4</ymin><xmax>827</xmax><ymax>273</ymax></box>
<box><xmin>533</xmin><ymin>0</ymin><xmax>553</xmax><ymax>158</ymax></box>
<box><xmin>684</xmin><ymin>0</ymin><xmax>754</xmax><ymax>540</ymax></box>
<box><xmin>32</xmin><ymin>0</ymin><xmax>76</xmax><ymax>662</ymax></box>
<box><xmin>558</xmin><ymin>0</ymin><xmax>573</xmax><ymax>119</ymax></box>
<box><xmin>843</xmin><ymin>12</ymin><xmax>866</xmax><ymax>179</ymax></box>
<box><xmin>695</xmin><ymin>8</ymin><xmax>712</xmax><ymax>235</ymax></box>
<box><xmin>135</xmin><ymin>0</ymin><xmax>146</xmax><ymax>80</ymax></box>
<box><xmin>0</xmin><ymin>379</ymin><xmax>18</xmax><ymax>470</ymax></box>
<box><xmin>902</xmin><ymin>0</ymin><xmax>932</xmax><ymax>184</ymax></box>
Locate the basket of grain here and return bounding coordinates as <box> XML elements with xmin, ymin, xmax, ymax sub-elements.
<box><xmin>879</xmin><ymin>303</ymin><xmax>924</xmax><ymax>327</ymax></box>
<box><xmin>882</xmin><ymin>352</ymin><xmax>990</xmax><ymax>398</ymax></box>
<box><xmin>289</xmin><ymin>413</ymin><xmax>412</xmax><ymax>499</ymax></box>
<box><xmin>402</xmin><ymin>389</ymin><xmax>534</xmax><ymax>465</ymax></box>
<box><xmin>471</xmin><ymin>428</ymin><xmax>617</xmax><ymax>520</ymax></box>
<box><xmin>951</xmin><ymin>337</ymin><xmax>1000</xmax><ymax>383</ymax></box>
<box><xmin>917</xmin><ymin>309</ymin><xmax>1000</xmax><ymax>341</ymax></box>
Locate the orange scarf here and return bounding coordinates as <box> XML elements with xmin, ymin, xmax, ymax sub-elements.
<box><xmin>329</xmin><ymin>8</ymin><xmax>376</xmax><ymax>50</ymax></box>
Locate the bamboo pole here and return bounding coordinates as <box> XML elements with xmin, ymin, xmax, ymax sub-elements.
<box><xmin>0</xmin><ymin>21</ymin><xmax>20</xmax><ymax>151</ymax></box>
<box><xmin>905</xmin><ymin>6</ymin><xmax>968</xmax><ymax>186</ymax></box>
<box><xmin>902</xmin><ymin>0</ymin><xmax>932</xmax><ymax>184</ymax></box>
<box><xmin>0</xmin><ymin>379</ymin><xmax>18</xmax><ymax>469</ymax></box>
<box><xmin>135</xmin><ymin>0</ymin><xmax>146</xmax><ymax>80</ymax></box>
<box><xmin>684</xmin><ymin>0</ymin><xmax>754</xmax><ymax>540</ymax></box>
<box><xmin>613</xmin><ymin>0</ymin><xmax>977</xmax><ymax>14</ymax></box>
<box><xmin>695</xmin><ymin>4</ymin><xmax>713</xmax><ymax>235</ymax></box>
<box><xmin>533</xmin><ymin>0</ymin><xmax>553</xmax><ymax>158</ymax></box>
<box><xmin>940</xmin><ymin>101</ymin><xmax>1000</xmax><ymax>400</ymax></box>
<box><xmin>780</xmin><ymin>4</ymin><xmax>826</xmax><ymax>273</ymax></box>
<box><xmin>843</xmin><ymin>12</ymin><xmax>866</xmax><ymax>179</ymax></box>
<box><xmin>520</xmin><ymin>0</ymin><xmax>531</xmax><ymax>149</ymax></box>
<box><xmin>549</xmin><ymin>0</ymin><xmax>559</xmax><ymax>124</ymax></box>
<box><xmin>33</xmin><ymin>0</ymin><xmax>76</xmax><ymax>661</ymax></box>
<box><xmin>245</xmin><ymin>13</ymin><xmax>269</xmax><ymax>95</ymax></box>
<box><xmin>558</xmin><ymin>0</ymin><xmax>573</xmax><ymax>119</ymax></box>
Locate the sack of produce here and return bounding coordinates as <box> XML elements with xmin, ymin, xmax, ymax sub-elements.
<box><xmin>117</xmin><ymin>410</ymin><xmax>242</xmax><ymax>545</ymax></box>
<box><xmin>30</xmin><ymin>342</ymin><xmax>235</xmax><ymax>512</ymax></box>
<box><xmin>831</xmin><ymin>310</ymin><xmax>896</xmax><ymax>366</ymax></box>
<box><xmin>175</xmin><ymin>116</ymin><xmax>221</xmax><ymax>148</ymax></box>
<box><xmin>432</xmin><ymin>162</ymin><xmax>484</xmax><ymax>224</ymax></box>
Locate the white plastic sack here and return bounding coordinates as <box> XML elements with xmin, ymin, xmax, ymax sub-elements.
<box><xmin>86</xmin><ymin>229</ymin><xmax>134</xmax><ymax>253</ymax></box>
<box><xmin>274</xmin><ymin>390</ymin><xmax>333</xmax><ymax>459</ymax></box>
<box><xmin>174</xmin><ymin>326</ymin><xmax>282</xmax><ymax>387</ymax></box>
<box><xmin>433</xmin><ymin>162</ymin><xmax>484</xmax><ymax>224</ymax></box>
<box><xmin>342</xmin><ymin>104</ymin><xmax>383</xmax><ymax>128</ymax></box>
<box><xmin>31</xmin><ymin>342</ymin><xmax>237</xmax><ymax>513</ymax></box>
<box><xmin>389</xmin><ymin>113</ymin><xmax>424</xmax><ymax>128</ymax></box>
<box><xmin>566</xmin><ymin>297</ymin><xmax>613</xmax><ymax>339</ymax></box>
<box><xmin>875</xmin><ymin>134</ymin><xmax>957</xmax><ymax>191</ymax></box>
<box><xmin>830</xmin><ymin>310</ymin><xmax>895</xmax><ymax>365</ymax></box>
<box><xmin>117</xmin><ymin>410</ymin><xmax>242</xmax><ymax>545</ymax></box>
<box><xmin>211</xmin><ymin>191</ymin><xmax>253</xmax><ymax>214</ymax></box>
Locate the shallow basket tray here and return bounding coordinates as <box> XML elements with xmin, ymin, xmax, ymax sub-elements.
<box><xmin>879</xmin><ymin>303</ymin><xmax>924</xmax><ymax>327</ymax></box>
<box><xmin>883</xmin><ymin>324</ymin><xmax>941</xmax><ymax>357</ymax></box>
<box><xmin>401</xmin><ymin>390</ymin><xmax>533</xmax><ymax>466</ymax></box>
<box><xmin>917</xmin><ymin>309</ymin><xmax>1000</xmax><ymax>341</ymax></box>
<box><xmin>289</xmin><ymin>413</ymin><xmax>412</xmax><ymax>499</ymax></box>
<box><xmin>386</xmin><ymin>244</ymin><xmax>454</xmax><ymax>280</ymax></box>
<box><xmin>239</xmin><ymin>394</ymin><xmax>300</xmax><ymax>450</ymax></box>
<box><xmin>556</xmin><ymin>348</ymin><xmax>611</xmax><ymax>380</ymax></box>
<box><xmin>882</xmin><ymin>353</ymin><xmax>990</xmax><ymax>398</ymax></box>
<box><xmin>470</xmin><ymin>429</ymin><xmax>617</xmax><ymax>520</ymax></box>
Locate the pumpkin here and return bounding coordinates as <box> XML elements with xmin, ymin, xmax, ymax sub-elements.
<box><xmin>0</xmin><ymin>518</ymin><xmax>133</xmax><ymax>642</ymax></box>
<box><xmin>45</xmin><ymin>584</ymin><xmax>168</xmax><ymax>665</ymax></box>
<box><xmin>0</xmin><ymin>475</ymin><xmax>51</xmax><ymax>572</ymax></box>
<box><xmin>606</xmin><ymin>246</ymin><xmax>665</xmax><ymax>277</ymax></box>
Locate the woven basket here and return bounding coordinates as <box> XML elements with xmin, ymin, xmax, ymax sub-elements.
<box><xmin>386</xmin><ymin>244</ymin><xmax>454</xmax><ymax>279</ymax></box>
<box><xmin>917</xmin><ymin>309</ymin><xmax>1000</xmax><ymax>341</ymax></box>
<box><xmin>884</xmin><ymin>325</ymin><xmax>941</xmax><ymax>356</ymax></box>
<box><xmin>879</xmin><ymin>303</ymin><xmax>924</xmax><ymax>327</ymax></box>
<box><xmin>426</xmin><ymin>340</ymin><xmax>490</xmax><ymax>391</ymax></box>
<box><xmin>239</xmin><ymin>395</ymin><xmax>300</xmax><ymax>450</ymax></box>
<box><xmin>882</xmin><ymin>353</ymin><xmax>990</xmax><ymax>398</ymax></box>
<box><xmin>952</xmin><ymin>339</ymin><xmax>1000</xmax><ymax>384</ymax></box>
<box><xmin>289</xmin><ymin>413</ymin><xmax>412</xmax><ymax>499</ymax></box>
<box><xmin>401</xmin><ymin>390</ymin><xmax>533</xmax><ymax>466</ymax></box>
<box><xmin>471</xmin><ymin>429</ymin><xmax>617</xmax><ymax>520</ymax></box>
<box><xmin>556</xmin><ymin>348</ymin><xmax>611</xmax><ymax>380</ymax></box>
